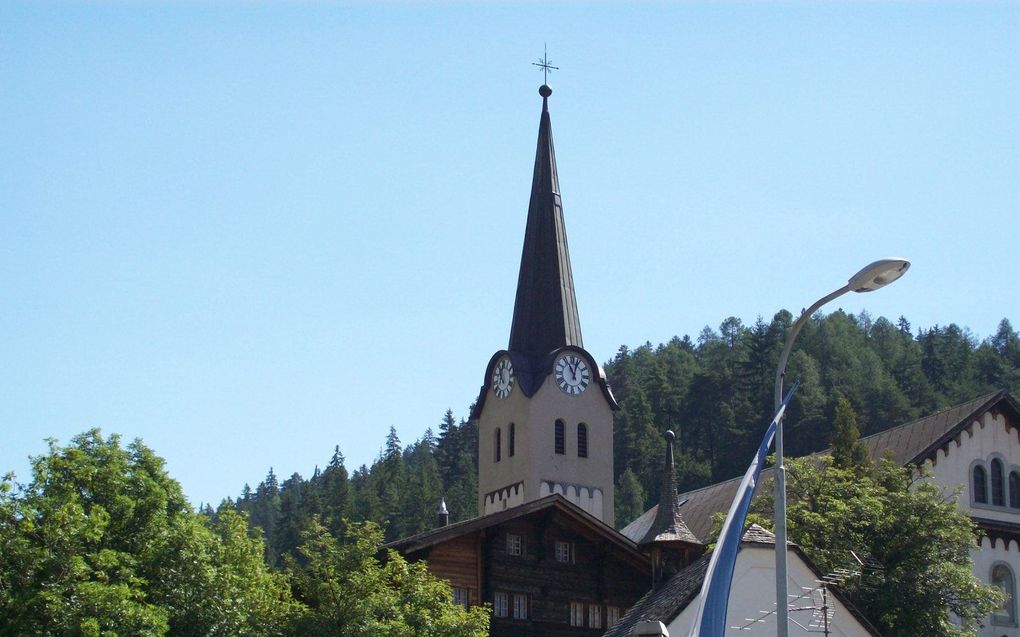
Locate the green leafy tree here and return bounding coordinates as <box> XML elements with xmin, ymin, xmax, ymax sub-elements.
<box><xmin>752</xmin><ymin>456</ymin><xmax>1003</xmax><ymax>637</ymax></box>
<box><xmin>286</xmin><ymin>518</ymin><xmax>489</xmax><ymax>637</ymax></box>
<box><xmin>0</xmin><ymin>430</ymin><xmax>296</xmax><ymax>636</ymax></box>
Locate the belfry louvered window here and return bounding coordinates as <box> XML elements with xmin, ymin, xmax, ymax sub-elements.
<box><xmin>555</xmin><ymin>420</ymin><xmax>565</xmax><ymax>455</ymax></box>
<box><xmin>577</xmin><ymin>423</ymin><xmax>588</xmax><ymax>458</ymax></box>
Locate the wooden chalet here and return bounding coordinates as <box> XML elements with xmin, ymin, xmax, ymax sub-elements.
<box><xmin>386</xmin><ymin>495</ymin><xmax>650</xmax><ymax>636</ymax></box>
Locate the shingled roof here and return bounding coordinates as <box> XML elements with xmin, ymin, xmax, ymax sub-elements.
<box><xmin>385</xmin><ymin>493</ymin><xmax>647</xmax><ymax>569</ymax></box>
<box><xmin>622</xmin><ymin>390</ymin><xmax>1020</xmax><ymax>543</ymax></box>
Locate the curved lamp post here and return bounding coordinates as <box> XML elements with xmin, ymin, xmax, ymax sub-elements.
<box><xmin>773</xmin><ymin>258</ymin><xmax>910</xmax><ymax>637</ymax></box>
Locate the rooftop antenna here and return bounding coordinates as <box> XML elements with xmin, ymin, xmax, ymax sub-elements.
<box><xmin>532</xmin><ymin>44</ymin><xmax>559</xmax><ymax>85</ymax></box>
<box><xmin>733</xmin><ymin>550</ymin><xmax>883</xmax><ymax>636</ymax></box>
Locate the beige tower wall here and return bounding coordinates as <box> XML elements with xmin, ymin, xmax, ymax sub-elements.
<box><xmin>478</xmin><ymin>364</ymin><xmax>615</xmax><ymax>527</ymax></box>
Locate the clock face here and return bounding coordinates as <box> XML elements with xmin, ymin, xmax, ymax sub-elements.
<box><xmin>554</xmin><ymin>353</ymin><xmax>591</xmax><ymax>396</ymax></box>
<box><xmin>492</xmin><ymin>356</ymin><xmax>514</xmax><ymax>400</ymax></box>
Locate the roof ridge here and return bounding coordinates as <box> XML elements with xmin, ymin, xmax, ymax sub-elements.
<box><xmin>858</xmin><ymin>389</ymin><xmax>1004</xmax><ymax>443</ymax></box>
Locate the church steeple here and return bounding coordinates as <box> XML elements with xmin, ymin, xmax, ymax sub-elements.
<box><xmin>474</xmin><ymin>82</ymin><xmax>617</xmax><ymax>526</ymax></box>
<box><xmin>507</xmin><ymin>85</ymin><xmax>583</xmax><ymax>374</ymax></box>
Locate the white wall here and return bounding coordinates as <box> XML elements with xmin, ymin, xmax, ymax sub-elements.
<box><xmin>668</xmin><ymin>546</ymin><xmax>873</xmax><ymax>637</ymax></box>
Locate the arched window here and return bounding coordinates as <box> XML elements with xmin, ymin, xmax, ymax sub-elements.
<box><xmin>508</xmin><ymin>423</ymin><xmax>516</xmax><ymax>458</ymax></box>
<box><xmin>974</xmin><ymin>465</ymin><xmax>988</xmax><ymax>504</ymax></box>
<box><xmin>1011</xmin><ymin>472</ymin><xmax>1020</xmax><ymax>509</ymax></box>
<box><xmin>494</xmin><ymin>428</ymin><xmax>502</xmax><ymax>463</ymax></box>
<box><xmin>992</xmin><ymin>458</ymin><xmax>1005</xmax><ymax>506</ymax></box>
<box><xmin>554</xmin><ymin>420</ymin><xmax>565</xmax><ymax>455</ymax></box>
<box><xmin>992</xmin><ymin>563</ymin><xmax>1017</xmax><ymax>625</ymax></box>
<box><xmin>577</xmin><ymin>423</ymin><xmax>588</xmax><ymax>458</ymax></box>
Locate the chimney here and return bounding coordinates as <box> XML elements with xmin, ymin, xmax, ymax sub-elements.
<box><xmin>436</xmin><ymin>497</ymin><xmax>449</xmax><ymax>527</ymax></box>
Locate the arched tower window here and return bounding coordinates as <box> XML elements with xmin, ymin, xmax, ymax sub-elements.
<box><xmin>974</xmin><ymin>465</ymin><xmax>988</xmax><ymax>504</ymax></box>
<box><xmin>992</xmin><ymin>458</ymin><xmax>1005</xmax><ymax>506</ymax></box>
<box><xmin>1011</xmin><ymin>472</ymin><xmax>1020</xmax><ymax>509</ymax></box>
<box><xmin>554</xmin><ymin>420</ymin><xmax>565</xmax><ymax>455</ymax></box>
<box><xmin>992</xmin><ymin>563</ymin><xmax>1017</xmax><ymax>625</ymax></box>
<box><xmin>494</xmin><ymin>428</ymin><xmax>502</xmax><ymax>463</ymax></box>
<box><xmin>508</xmin><ymin>423</ymin><xmax>516</xmax><ymax>458</ymax></box>
<box><xmin>577</xmin><ymin>423</ymin><xmax>588</xmax><ymax>458</ymax></box>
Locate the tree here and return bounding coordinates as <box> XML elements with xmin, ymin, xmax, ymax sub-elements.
<box><xmin>614</xmin><ymin>468</ymin><xmax>646</xmax><ymax>529</ymax></box>
<box><xmin>830</xmin><ymin>396</ymin><xmax>869</xmax><ymax>470</ymax></box>
<box><xmin>752</xmin><ymin>455</ymin><xmax>1003</xmax><ymax>637</ymax></box>
<box><xmin>286</xmin><ymin>518</ymin><xmax>489</xmax><ymax>637</ymax></box>
<box><xmin>0</xmin><ymin>430</ymin><xmax>296</xmax><ymax>636</ymax></box>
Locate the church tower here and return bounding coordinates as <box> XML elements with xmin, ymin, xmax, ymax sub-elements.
<box><xmin>472</xmin><ymin>84</ymin><xmax>619</xmax><ymax>526</ymax></box>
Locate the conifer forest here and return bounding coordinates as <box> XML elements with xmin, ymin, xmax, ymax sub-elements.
<box><xmin>227</xmin><ymin>311</ymin><xmax>1020</xmax><ymax>561</ymax></box>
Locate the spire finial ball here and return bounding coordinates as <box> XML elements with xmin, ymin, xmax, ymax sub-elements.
<box><xmin>665</xmin><ymin>430</ymin><xmax>676</xmax><ymax>443</ymax></box>
<box><xmin>539</xmin><ymin>84</ymin><xmax>552</xmax><ymax>98</ymax></box>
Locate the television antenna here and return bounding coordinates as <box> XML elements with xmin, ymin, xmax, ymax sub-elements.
<box><xmin>733</xmin><ymin>551</ymin><xmax>882</xmax><ymax>636</ymax></box>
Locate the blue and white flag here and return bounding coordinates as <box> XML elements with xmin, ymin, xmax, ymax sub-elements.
<box><xmin>688</xmin><ymin>383</ymin><xmax>799</xmax><ymax>637</ymax></box>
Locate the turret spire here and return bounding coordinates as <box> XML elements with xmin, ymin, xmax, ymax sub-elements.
<box><xmin>507</xmin><ymin>85</ymin><xmax>583</xmax><ymax>373</ymax></box>
<box><xmin>641</xmin><ymin>430</ymin><xmax>702</xmax><ymax>586</ymax></box>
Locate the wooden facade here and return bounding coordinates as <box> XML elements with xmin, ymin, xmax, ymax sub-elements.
<box><xmin>388</xmin><ymin>495</ymin><xmax>650</xmax><ymax>637</ymax></box>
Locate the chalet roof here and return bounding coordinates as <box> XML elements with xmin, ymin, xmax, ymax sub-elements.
<box><xmin>638</xmin><ymin>431</ymin><xmax>700</xmax><ymax>547</ymax></box>
<box><xmin>604</xmin><ymin>525</ymin><xmax>882</xmax><ymax>637</ymax></box>
<box><xmin>507</xmin><ymin>85</ymin><xmax>583</xmax><ymax>384</ymax></box>
<box><xmin>622</xmin><ymin>390</ymin><xmax>1020</xmax><ymax>543</ymax></box>
<box><xmin>385</xmin><ymin>493</ymin><xmax>647</xmax><ymax>568</ymax></box>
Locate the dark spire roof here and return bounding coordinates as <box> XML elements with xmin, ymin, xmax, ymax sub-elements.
<box><xmin>508</xmin><ymin>85</ymin><xmax>583</xmax><ymax>368</ymax></box>
<box><xmin>640</xmin><ymin>430</ymin><xmax>700</xmax><ymax>546</ymax></box>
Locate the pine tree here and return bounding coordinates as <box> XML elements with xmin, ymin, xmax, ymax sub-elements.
<box><xmin>320</xmin><ymin>445</ymin><xmax>351</xmax><ymax>537</ymax></box>
<box><xmin>614</xmin><ymin>468</ymin><xmax>646</xmax><ymax>529</ymax></box>
<box><xmin>830</xmin><ymin>396</ymin><xmax>869</xmax><ymax>470</ymax></box>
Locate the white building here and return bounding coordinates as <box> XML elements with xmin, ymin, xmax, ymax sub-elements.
<box><xmin>614</xmin><ymin>390</ymin><xmax>1020</xmax><ymax>637</ymax></box>
<box><xmin>604</xmin><ymin>524</ymin><xmax>880</xmax><ymax>637</ymax></box>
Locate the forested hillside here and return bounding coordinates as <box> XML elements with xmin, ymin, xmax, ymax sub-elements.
<box><xmin>225</xmin><ymin>312</ymin><xmax>1020</xmax><ymax>562</ymax></box>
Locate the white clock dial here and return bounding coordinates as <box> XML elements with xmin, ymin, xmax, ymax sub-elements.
<box><xmin>554</xmin><ymin>353</ymin><xmax>591</xmax><ymax>396</ymax></box>
<box><xmin>492</xmin><ymin>356</ymin><xmax>514</xmax><ymax>399</ymax></box>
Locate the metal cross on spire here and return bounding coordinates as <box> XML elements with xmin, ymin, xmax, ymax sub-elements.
<box><xmin>532</xmin><ymin>45</ymin><xmax>559</xmax><ymax>85</ymax></box>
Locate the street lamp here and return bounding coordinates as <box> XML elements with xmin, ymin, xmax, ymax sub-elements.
<box><xmin>772</xmin><ymin>258</ymin><xmax>910</xmax><ymax>637</ymax></box>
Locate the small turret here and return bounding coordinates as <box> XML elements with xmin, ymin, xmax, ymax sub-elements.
<box><xmin>640</xmin><ymin>430</ymin><xmax>703</xmax><ymax>586</ymax></box>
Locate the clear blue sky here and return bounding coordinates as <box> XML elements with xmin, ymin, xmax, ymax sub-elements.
<box><xmin>3</xmin><ymin>2</ymin><xmax>1017</xmax><ymax>508</ymax></box>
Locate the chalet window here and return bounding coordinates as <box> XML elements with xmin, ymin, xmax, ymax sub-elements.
<box><xmin>974</xmin><ymin>465</ymin><xmax>988</xmax><ymax>504</ymax></box>
<box><xmin>1011</xmin><ymin>472</ymin><xmax>1020</xmax><ymax>509</ymax></box>
<box><xmin>588</xmin><ymin>604</ymin><xmax>602</xmax><ymax>629</ymax></box>
<box><xmin>570</xmin><ymin>602</ymin><xmax>585</xmax><ymax>627</ymax></box>
<box><xmin>512</xmin><ymin>593</ymin><xmax>528</xmax><ymax>620</ymax></box>
<box><xmin>452</xmin><ymin>587</ymin><xmax>469</xmax><ymax>608</ymax></box>
<box><xmin>607</xmin><ymin>606</ymin><xmax>621</xmax><ymax>627</ymax></box>
<box><xmin>494</xmin><ymin>592</ymin><xmax>509</xmax><ymax>618</ymax></box>
<box><xmin>509</xmin><ymin>423</ymin><xmax>515</xmax><ymax>457</ymax></box>
<box><xmin>555</xmin><ymin>540</ymin><xmax>573</xmax><ymax>564</ymax></box>
<box><xmin>495</xmin><ymin>428</ymin><xmax>502</xmax><ymax>463</ymax></box>
<box><xmin>507</xmin><ymin>533</ymin><xmax>523</xmax><ymax>556</ymax></box>
<box><xmin>555</xmin><ymin>420</ymin><xmax>565</xmax><ymax>455</ymax></box>
<box><xmin>577</xmin><ymin>423</ymin><xmax>588</xmax><ymax>458</ymax></box>
<box><xmin>993</xmin><ymin>459</ymin><xmax>1006</xmax><ymax>506</ymax></box>
<box><xmin>992</xmin><ymin>563</ymin><xmax>1017</xmax><ymax>625</ymax></box>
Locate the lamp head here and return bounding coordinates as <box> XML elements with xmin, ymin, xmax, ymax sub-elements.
<box><xmin>848</xmin><ymin>258</ymin><xmax>910</xmax><ymax>293</ymax></box>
